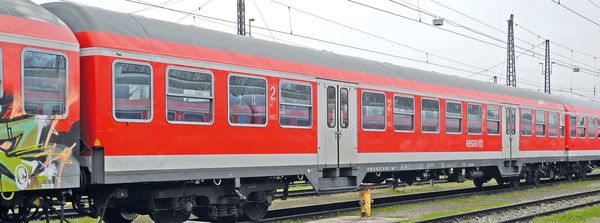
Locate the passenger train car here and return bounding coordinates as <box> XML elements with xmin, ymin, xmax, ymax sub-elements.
<box><xmin>0</xmin><ymin>0</ymin><xmax>600</xmax><ymax>222</ymax></box>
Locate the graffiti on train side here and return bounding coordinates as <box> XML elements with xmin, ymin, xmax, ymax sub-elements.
<box><xmin>0</xmin><ymin>93</ymin><xmax>79</xmax><ymax>192</ymax></box>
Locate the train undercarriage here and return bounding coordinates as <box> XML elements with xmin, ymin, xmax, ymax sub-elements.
<box><xmin>1</xmin><ymin>160</ymin><xmax>598</xmax><ymax>223</ymax></box>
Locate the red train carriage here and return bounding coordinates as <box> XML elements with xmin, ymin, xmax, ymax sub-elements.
<box><xmin>8</xmin><ymin>1</ymin><xmax>593</xmax><ymax>223</ymax></box>
<box><xmin>0</xmin><ymin>0</ymin><xmax>80</xmax><ymax>221</ymax></box>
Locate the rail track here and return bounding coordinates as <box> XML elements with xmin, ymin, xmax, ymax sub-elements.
<box><xmin>259</xmin><ymin>175</ymin><xmax>600</xmax><ymax>222</ymax></box>
<box><xmin>414</xmin><ymin>188</ymin><xmax>600</xmax><ymax>223</ymax></box>
<box><xmin>45</xmin><ymin>175</ymin><xmax>600</xmax><ymax>222</ymax></box>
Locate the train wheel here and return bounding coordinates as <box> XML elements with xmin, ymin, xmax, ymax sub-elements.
<box><xmin>494</xmin><ymin>177</ymin><xmax>505</xmax><ymax>185</ymax></box>
<box><xmin>532</xmin><ymin>169</ymin><xmax>541</xmax><ymax>186</ymax></box>
<box><xmin>104</xmin><ymin>207</ymin><xmax>139</xmax><ymax>223</ymax></box>
<box><xmin>149</xmin><ymin>210</ymin><xmax>191</xmax><ymax>223</ymax></box>
<box><xmin>242</xmin><ymin>201</ymin><xmax>269</xmax><ymax>221</ymax></box>
<box><xmin>473</xmin><ymin>178</ymin><xmax>484</xmax><ymax>188</ymax></box>
<box><xmin>510</xmin><ymin>177</ymin><xmax>520</xmax><ymax>188</ymax></box>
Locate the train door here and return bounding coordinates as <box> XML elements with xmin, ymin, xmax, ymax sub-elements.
<box><xmin>317</xmin><ymin>81</ymin><xmax>358</xmax><ymax>168</ymax></box>
<box><xmin>502</xmin><ymin>104</ymin><xmax>520</xmax><ymax>161</ymax></box>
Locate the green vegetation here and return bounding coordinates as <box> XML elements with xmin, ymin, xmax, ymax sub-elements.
<box><xmin>533</xmin><ymin>205</ymin><xmax>600</xmax><ymax>223</ymax></box>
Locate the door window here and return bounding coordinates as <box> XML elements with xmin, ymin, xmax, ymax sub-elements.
<box><xmin>340</xmin><ymin>88</ymin><xmax>349</xmax><ymax>128</ymax></box>
<box><xmin>327</xmin><ymin>86</ymin><xmax>336</xmax><ymax>128</ymax></box>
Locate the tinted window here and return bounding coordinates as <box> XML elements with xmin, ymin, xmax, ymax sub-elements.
<box><xmin>467</xmin><ymin>104</ymin><xmax>482</xmax><ymax>134</ymax></box>
<box><xmin>578</xmin><ymin>116</ymin><xmax>586</xmax><ymax>138</ymax></box>
<box><xmin>340</xmin><ymin>88</ymin><xmax>349</xmax><ymax>128</ymax></box>
<box><xmin>23</xmin><ymin>50</ymin><xmax>67</xmax><ymax>116</ymax></box>
<box><xmin>327</xmin><ymin>86</ymin><xmax>336</xmax><ymax>128</ymax></box>
<box><xmin>486</xmin><ymin>105</ymin><xmax>500</xmax><ymax>135</ymax></box>
<box><xmin>560</xmin><ymin>114</ymin><xmax>565</xmax><ymax>137</ymax></box>
<box><xmin>228</xmin><ymin>75</ymin><xmax>267</xmax><ymax>125</ymax></box>
<box><xmin>445</xmin><ymin>101</ymin><xmax>462</xmax><ymax>133</ymax></box>
<box><xmin>393</xmin><ymin>96</ymin><xmax>414</xmax><ymax>131</ymax></box>
<box><xmin>535</xmin><ymin>111</ymin><xmax>546</xmax><ymax>137</ymax></box>
<box><xmin>361</xmin><ymin>91</ymin><xmax>385</xmax><ymax>130</ymax></box>
<box><xmin>113</xmin><ymin>62</ymin><xmax>152</xmax><ymax>121</ymax></box>
<box><xmin>570</xmin><ymin>116</ymin><xmax>577</xmax><ymax>138</ymax></box>
<box><xmin>421</xmin><ymin>99</ymin><xmax>439</xmax><ymax>132</ymax></box>
<box><xmin>280</xmin><ymin>81</ymin><xmax>312</xmax><ymax>127</ymax></box>
<box><xmin>166</xmin><ymin>68</ymin><xmax>212</xmax><ymax>124</ymax></box>
<box><xmin>521</xmin><ymin>109</ymin><xmax>532</xmax><ymax>136</ymax></box>
<box><xmin>548</xmin><ymin>113</ymin><xmax>558</xmax><ymax>137</ymax></box>
<box><xmin>589</xmin><ymin>117</ymin><xmax>596</xmax><ymax>138</ymax></box>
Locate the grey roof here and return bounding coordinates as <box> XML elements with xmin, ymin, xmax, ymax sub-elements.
<box><xmin>43</xmin><ymin>2</ymin><xmax>600</xmax><ymax>112</ymax></box>
<box><xmin>0</xmin><ymin>0</ymin><xmax>65</xmax><ymax>26</ymax></box>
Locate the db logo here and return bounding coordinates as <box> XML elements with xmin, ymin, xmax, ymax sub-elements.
<box><xmin>15</xmin><ymin>164</ymin><xmax>29</xmax><ymax>190</ymax></box>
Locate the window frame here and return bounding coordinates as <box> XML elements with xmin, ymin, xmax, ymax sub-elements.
<box><xmin>278</xmin><ymin>80</ymin><xmax>313</xmax><ymax>129</ymax></box>
<box><xmin>548</xmin><ymin>112</ymin><xmax>558</xmax><ymax>138</ymax></box>
<box><xmin>467</xmin><ymin>103</ymin><xmax>483</xmax><ymax>135</ymax></box>
<box><xmin>578</xmin><ymin>116</ymin><xmax>587</xmax><ymax>138</ymax></box>
<box><xmin>570</xmin><ymin>115</ymin><xmax>577</xmax><ymax>138</ymax></box>
<box><xmin>520</xmin><ymin>108</ymin><xmax>533</xmax><ymax>137</ymax></box>
<box><xmin>535</xmin><ymin>110</ymin><xmax>547</xmax><ymax>137</ymax></box>
<box><xmin>165</xmin><ymin>66</ymin><xmax>214</xmax><ymax>125</ymax></box>
<box><xmin>361</xmin><ymin>90</ymin><xmax>386</xmax><ymax>132</ymax></box>
<box><xmin>227</xmin><ymin>73</ymin><xmax>269</xmax><ymax>127</ymax></box>
<box><xmin>420</xmin><ymin>97</ymin><xmax>440</xmax><ymax>134</ymax></box>
<box><xmin>393</xmin><ymin>94</ymin><xmax>415</xmax><ymax>133</ymax></box>
<box><xmin>21</xmin><ymin>48</ymin><xmax>69</xmax><ymax>119</ymax></box>
<box><xmin>560</xmin><ymin>113</ymin><xmax>565</xmax><ymax>138</ymax></box>
<box><xmin>597</xmin><ymin>116</ymin><xmax>600</xmax><ymax>139</ymax></box>
<box><xmin>112</xmin><ymin>60</ymin><xmax>153</xmax><ymax>123</ymax></box>
<box><xmin>444</xmin><ymin>100</ymin><xmax>462</xmax><ymax>134</ymax></box>
<box><xmin>589</xmin><ymin>117</ymin><xmax>596</xmax><ymax>138</ymax></box>
<box><xmin>486</xmin><ymin>105</ymin><xmax>501</xmax><ymax>136</ymax></box>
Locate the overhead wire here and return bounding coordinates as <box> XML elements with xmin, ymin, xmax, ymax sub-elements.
<box><xmin>124</xmin><ymin>0</ymin><xmax>576</xmax><ymax>93</ymax></box>
<box><xmin>549</xmin><ymin>0</ymin><xmax>600</xmax><ymax>28</ymax></box>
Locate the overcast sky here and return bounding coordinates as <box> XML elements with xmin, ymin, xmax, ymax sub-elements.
<box><xmin>32</xmin><ymin>0</ymin><xmax>600</xmax><ymax>101</ymax></box>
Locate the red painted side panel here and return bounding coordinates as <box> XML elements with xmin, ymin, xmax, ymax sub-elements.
<box><xmin>80</xmin><ymin>56</ymin><xmax>317</xmax><ymax>156</ymax></box>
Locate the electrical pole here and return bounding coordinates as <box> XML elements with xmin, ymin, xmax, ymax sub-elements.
<box><xmin>237</xmin><ymin>0</ymin><xmax>246</xmax><ymax>35</ymax></box>
<box><xmin>544</xmin><ymin>40</ymin><xmax>551</xmax><ymax>94</ymax></box>
<box><xmin>506</xmin><ymin>14</ymin><xmax>517</xmax><ymax>87</ymax></box>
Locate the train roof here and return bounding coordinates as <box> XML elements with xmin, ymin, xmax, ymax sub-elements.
<box><xmin>43</xmin><ymin>1</ymin><xmax>600</xmax><ymax>112</ymax></box>
<box><xmin>0</xmin><ymin>0</ymin><xmax>66</xmax><ymax>26</ymax></box>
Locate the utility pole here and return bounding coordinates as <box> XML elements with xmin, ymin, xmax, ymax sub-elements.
<box><xmin>544</xmin><ymin>40</ymin><xmax>551</xmax><ymax>94</ymax></box>
<box><xmin>237</xmin><ymin>0</ymin><xmax>246</xmax><ymax>35</ymax></box>
<box><xmin>506</xmin><ymin>14</ymin><xmax>517</xmax><ymax>87</ymax></box>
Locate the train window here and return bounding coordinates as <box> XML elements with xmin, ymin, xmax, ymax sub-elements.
<box><xmin>166</xmin><ymin>67</ymin><xmax>213</xmax><ymax>124</ymax></box>
<box><xmin>486</xmin><ymin>105</ymin><xmax>500</xmax><ymax>135</ymax></box>
<box><xmin>520</xmin><ymin>109</ymin><xmax>532</xmax><ymax>136</ymax></box>
<box><xmin>548</xmin><ymin>113</ymin><xmax>558</xmax><ymax>137</ymax></box>
<box><xmin>361</xmin><ymin>91</ymin><xmax>385</xmax><ymax>131</ymax></box>
<box><xmin>393</xmin><ymin>95</ymin><xmax>414</xmax><ymax>132</ymax></box>
<box><xmin>340</xmin><ymin>88</ymin><xmax>349</xmax><ymax>128</ymax></box>
<box><xmin>535</xmin><ymin>111</ymin><xmax>546</xmax><ymax>137</ymax></box>
<box><xmin>228</xmin><ymin>75</ymin><xmax>267</xmax><ymax>126</ymax></box>
<box><xmin>578</xmin><ymin>116</ymin><xmax>586</xmax><ymax>138</ymax></box>
<box><xmin>421</xmin><ymin>98</ymin><xmax>440</xmax><ymax>133</ymax></box>
<box><xmin>113</xmin><ymin>61</ymin><xmax>152</xmax><ymax>121</ymax></box>
<box><xmin>589</xmin><ymin>117</ymin><xmax>596</xmax><ymax>138</ymax></box>
<box><xmin>279</xmin><ymin>81</ymin><xmax>312</xmax><ymax>128</ymax></box>
<box><xmin>23</xmin><ymin>50</ymin><xmax>67</xmax><ymax>117</ymax></box>
<box><xmin>560</xmin><ymin>114</ymin><xmax>565</xmax><ymax>137</ymax></box>
<box><xmin>467</xmin><ymin>104</ymin><xmax>482</xmax><ymax>134</ymax></box>
<box><xmin>570</xmin><ymin>116</ymin><xmax>577</xmax><ymax>138</ymax></box>
<box><xmin>327</xmin><ymin>86</ymin><xmax>336</xmax><ymax>128</ymax></box>
<box><xmin>445</xmin><ymin>101</ymin><xmax>462</xmax><ymax>134</ymax></box>
<box><xmin>597</xmin><ymin>117</ymin><xmax>600</xmax><ymax>138</ymax></box>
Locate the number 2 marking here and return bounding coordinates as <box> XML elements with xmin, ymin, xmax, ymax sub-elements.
<box><xmin>270</xmin><ymin>86</ymin><xmax>276</xmax><ymax>100</ymax></box>
<box><xmin>387</xmin><ymin>99</ymin><xmax>392</xmax><ymax>111</ymax></box>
